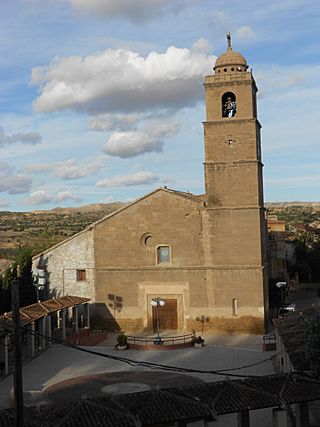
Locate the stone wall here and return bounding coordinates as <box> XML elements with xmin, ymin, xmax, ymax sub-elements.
<box><xmin>32</xmin><ymin>229</ymin><xmax>95</xmax><ymax>301</ymax></box>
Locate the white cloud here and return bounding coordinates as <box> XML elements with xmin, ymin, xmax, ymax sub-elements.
<box><xmin>24</xmin><ymin>163</ymin><xmax>53</xmax><ymax>173</ymax></box>
<box><xmin>56</xmin><ymin>190</ymin><xmax>82</xmax><ymax>202</ymax></box>
<box><xmin>235</xmin><ymin>26</ymin><xmax>256</xmax><ymax>41</ymax></box>
<box><xmin>31</xmin><ymin>42</ymin><xmax>215</xmax><ymax>114</ymax></box>
<box><xmin>96</xmin><ymin>171</ymin><xmax>159</xmax><ymax>187</ymax></box>
<box><xmin>191</xmin><ymin>38</ymin><xmax>211</xmax><ymax>54</ymax></box>
<box><xmin>54</xmin><ymin>158</ymin><xmax>106</xmax><ymax>180</ymax></box>
<box><xmin>102</xmin><ymin>121</ymin><xmax>179</xmax><ymax>158</ymax></box>
<box><xmin>24</xmin><ymin>157</ymin><xmax>108</xmax><ymax>180</ymax></box>
<box><xmin>99</xmin><ymin>195</ymin><xmax>115</xmax><ymax>203</ymax></box>
<box><xmin>90</xmin><ymin>113</ymin><xmax>140</xmax><ymax>131</ymax></box>
<box><xmin>257</xmin><ymin>66</ymin><xmax>307</xmax><ymax>94</ymax></box>
<box><xmin>68</xmin><ymin>0</ymin><xmax>187</xmax><ymax>23</ymax></box>
<box><xmin>22</xmin><ymin>190</ymin><xmax>53</xmax><ymax>205</ymax></box>
<box><xmin>22</xmin><ymin>189</ymin><xmax>82</xmax><ymax>205</ymax></box>
<box><xmin>0</xmin><ymin>163</ymin><xmax>32</xmax><ymax>194</ymax></box>
<box><xmin>0</xmin><ymin>126</ymin><xmax>42</xmax><ymax>146</ymax></box>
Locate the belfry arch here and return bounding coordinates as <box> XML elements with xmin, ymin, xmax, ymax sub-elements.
<box><xmin>222</xmin><ymin>91</ymin><xmax>236</xmax><ymax>117</ymax></box>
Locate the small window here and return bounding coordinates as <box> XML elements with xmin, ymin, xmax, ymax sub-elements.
<box><xmin>157</xmin><ymin>246</ymin><xmax>171</xmax><ymax>265</ymax></box>
<box><xmin>76</xmin><ymin>269</ymin><xmax>86</xmax><ymax>281</ymax></box>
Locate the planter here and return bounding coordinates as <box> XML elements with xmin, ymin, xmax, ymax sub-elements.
<box><xmin>116</xmin><ymin>344</ymin><xmax>128</xmax><ymax>351</ymax></box>
<box><xmin>116</xmin><ymin>334</ymin><xmax>128</xmax><ymax>349</ymax></box>
<box><xmin>194</xmin><ymin>336</ymin><xmax>205</xmax><ymax>348</ymax></box>
<box><xmin>194</xmin><ymin>342</ymin><xmax>204</xmax><ymax>348</ymax></box>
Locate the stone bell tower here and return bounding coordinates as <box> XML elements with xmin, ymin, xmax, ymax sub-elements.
<box><xmin>202</xmin><ymin>34</ymin><xmax>268</xmax><ymax>331</ymax></box>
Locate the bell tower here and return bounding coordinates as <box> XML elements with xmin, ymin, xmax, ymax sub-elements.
<box><xmin>203</xmin><ymin>34</ymin><xmax>268</xmax><ymax>331</ymax></box>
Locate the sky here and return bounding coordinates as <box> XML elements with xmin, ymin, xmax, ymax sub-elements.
<box><xmin>1</xmin><ymin>0</ymin><xmax>320</xmax><ymax>211</ymax></box>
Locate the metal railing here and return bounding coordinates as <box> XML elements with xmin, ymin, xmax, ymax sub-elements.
<box><xmin>127</xmin><ymin>331</ymin><xmax>196</xmax><ymax>346</ymax></box>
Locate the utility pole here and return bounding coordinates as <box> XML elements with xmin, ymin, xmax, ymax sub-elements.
<box><xmin>11</xmin><ymin>265</ymin><xmax>24</xmax><ymax>427</ymax></box>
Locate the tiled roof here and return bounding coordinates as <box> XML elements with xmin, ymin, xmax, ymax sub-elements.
<box><xmin>0</xmin><ymin>295</ymin><xmax>90</xmax><ymax>329</ymax></box>
<box><xmin>246</xmin><ymin>374</ymin><xmax>320</xmax><ymax>405</ymax></box>
<box><xmin>1</xmin><ymin>374</ymin><xmax>320</xmax><ymax>426</ymax></box>
<box><xmin>45</xmin><ymin>399</ymin><xmax>139</xmax><ymax>427</ymax></box>
<box><xmin>171</xmin><ymin>380</ymin><xmax>279</xmax><ymax>415</ymax></box>
<box><xmin>273</xmin><ymin>305</ymin><xmax>320</xmax><ymax>370</ymax></box>
<box><xmin>115</xmin><ymin>390</ymin><xmax>214</xmax><ymax>424</ymax></box>
<box><xmin>0</xmin><ymin>407</ymin><xmax>43</xmax><ymax>427</ymax></box>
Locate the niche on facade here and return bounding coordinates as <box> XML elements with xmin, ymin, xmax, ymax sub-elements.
<box><xmin>140</xmin><ymin>232</ymin><xmax>154</xmax><ymax>248</ymax></box>
<box><xmin>222</xmin><ymin>92</ymin><xmax>236</xmax><ymax>118</ymax></box>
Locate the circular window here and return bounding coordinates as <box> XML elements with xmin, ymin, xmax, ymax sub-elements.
<box><xmin>231</xmin><ymin>68</ymin><xmax>234</xmax><ymax>71</ymax></box>
<box><xmin>224</xmin><ymin>68</ymin><xmax>227</xmax><ymax>72</ymax></box>
<box><xmin>140</xmin><ymin>233</ymin><xmax>154</xmax><ymax>247</ymax></box>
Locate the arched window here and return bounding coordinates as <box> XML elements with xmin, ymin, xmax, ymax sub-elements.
<box><xmin>222</xmin><ymin>92</ymin><xmax>236</xmax><ymax>118</ymax></box>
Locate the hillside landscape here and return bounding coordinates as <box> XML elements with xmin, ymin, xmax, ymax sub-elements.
<box><xmin>0</xmin><ymin>202</ymin><xmax>126</xmax><ymax>260</ymax></box>
<box><xmin>1</xmin><ymin>200</ymin><xmax>320</xmax><ymax>269</ymax></box>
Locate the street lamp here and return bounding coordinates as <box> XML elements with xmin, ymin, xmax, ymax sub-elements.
<box><xmin>196</xmin><ymin>314</ymin><xmax>209</xmax><ymax>335</ymax></box>
<box><xmin>151</xmin><ymin>297</ymin><xmax>165</xmax><ymax>344</ymax></box>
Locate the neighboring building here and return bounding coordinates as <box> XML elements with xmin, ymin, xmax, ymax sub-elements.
<box><xmin>267</xmin><ymin>215</ymin><xmax>287</xmax><ymax>281</ymax></box>
<box><xmin>33</xmin><ymin>34</ymin><xmax>268</xmax><ymax>334</ymax></box>
<box><xmin>274</xmin><ymin>305</ymin><xmax>320</xmax><ymax>373</ymax></box>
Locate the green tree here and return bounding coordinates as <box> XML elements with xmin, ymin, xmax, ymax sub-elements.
<box><xmin>0</xmin><ymin>248</ymin><xmax>36</xmax><ymax>311</ymax></box>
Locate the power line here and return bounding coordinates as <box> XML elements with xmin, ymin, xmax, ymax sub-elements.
<box><xmin>19</xmin><ymin>326</ymin><xmax>279</xmax><ymax>379</ymax></box>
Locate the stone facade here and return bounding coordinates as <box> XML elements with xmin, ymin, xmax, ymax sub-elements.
<box><xmin>34</xmin><ymin>229</ymin><xmax>95</xmax><ymax>301</ymax></box>
<box><xmin>267</xmin><ymin>215</ymin><xmax>287</xmax><ymax>281</ymax></box>
<box><xmin>33</xmin><ymin>35</ymin><xmax>268</xmax><ymax>334</ymax></box>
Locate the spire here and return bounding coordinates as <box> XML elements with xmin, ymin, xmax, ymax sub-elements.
<box><xmin>227</xmin><ymin>32</ymin><xmax>232</xmax><ymax>50</ymax></box>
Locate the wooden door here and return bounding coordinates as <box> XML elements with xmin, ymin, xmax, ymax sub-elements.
<box><xmin>152</xmin><ymin>299</ymin><xmax>177</xmax><ymax>331</ymax></box>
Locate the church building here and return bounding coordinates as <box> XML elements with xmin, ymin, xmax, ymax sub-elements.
<box><xmin>33</xmin><ymin>34</ymin><xmax>269</xmax><ymax>334</ymax></box>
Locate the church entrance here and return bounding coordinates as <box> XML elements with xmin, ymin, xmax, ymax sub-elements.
<box><xmin>152</xmin><ymin>299</ymin><xmax>177</xmax><ymax>331</ymax></box>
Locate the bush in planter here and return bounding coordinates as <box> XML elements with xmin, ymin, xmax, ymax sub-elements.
<box><xmin>117</xmin><ymin>334</ymin><xmax>128</xmax><ymax>347</ymax></box>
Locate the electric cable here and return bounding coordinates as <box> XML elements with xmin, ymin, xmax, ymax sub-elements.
<box><xmin>19</xmin><ymin>325</ymin><xmax>283</xmax><ymax>379</ymax></box>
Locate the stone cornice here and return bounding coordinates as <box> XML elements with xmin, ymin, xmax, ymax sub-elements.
<box><xmin>95</xmin><ymin>265</ymin><xmax>266</xmax><ymax>272</ymax></box>
<box><xmin>203</xmin><ymin>118</ymin><xmax>262</xmax><ymax>128</ymax></box>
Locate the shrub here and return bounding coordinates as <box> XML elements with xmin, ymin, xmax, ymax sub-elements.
<box><xmin>117</xmin><ymin>334</ymin><xmax>127</xmax><ymax>346</ymax></box>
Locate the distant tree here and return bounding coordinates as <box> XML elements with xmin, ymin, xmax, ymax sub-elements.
<box><xmin>15</xmin><ymin>247</ymin><xmax>36</xmax><ymax>307</ymax></box>
<box><xmin>0</xmin><ymin>248</ymin><xmax>36</xmax><ymax>311</ymax></box>
<box><xmin>0</xmin><ymin>276</ymin><xmax>11</xmax><ymax>315</ymax></box>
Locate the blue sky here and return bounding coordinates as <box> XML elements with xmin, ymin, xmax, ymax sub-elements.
<box><xmin>1</xmin><ymin>0</ymin><xmax>320</xmax><ymax>211</ymax></box>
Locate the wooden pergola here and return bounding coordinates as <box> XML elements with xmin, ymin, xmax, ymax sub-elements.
<box><xmin>0</xmin><ymin>296</ymin><xmax>90</xmax><ymax>376</ymax></box>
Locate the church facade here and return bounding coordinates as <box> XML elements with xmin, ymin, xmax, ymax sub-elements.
<box><xmin>33</xmin><ymin>35</ymin><xmax>269</xmax><ymax>334</ymax></box>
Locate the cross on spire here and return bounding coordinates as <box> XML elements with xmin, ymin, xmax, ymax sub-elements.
<box><xmin>227</xmin><ymin>32</ymin><xmax>232</xmax><ymax>49</ymax></box>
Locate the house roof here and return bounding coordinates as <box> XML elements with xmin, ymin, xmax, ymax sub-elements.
<box><xmin>245</xmin><ymin>374</ymin><xmax>320</xmax><ymax>405</ymax></box>
<box><xmin>33</xmin><ymin>187</ymin><xmax>204</xmax><ymax>261</ymax></box>
<box><xmin>1</xmin><ymin>374</ymin><xmax>320</xmax><ymax>426</ymax></box>
<box><xmin>0</xmin><ymin>295</ymin><xmax>90</xmax><ymax>331</ymax></box>
<box><xmin>114</xmin><ymin>389</ymin><xmax>214</xmax><ymax>424</ymax></box>
<box><xmin>273</xmin><ymin>305</ymin><xmax>320</xmax><ymax>371</ymax></box>
<box><xmin>171</xmin><ymin>379</ymin><xmax>280</xmax><ymax>415</ymax></box>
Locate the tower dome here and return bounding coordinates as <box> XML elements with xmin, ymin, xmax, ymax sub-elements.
<box><xmin>214</xmin><ymin>33</ymin><xmax>248</xmax><ymax>73</ymax></box>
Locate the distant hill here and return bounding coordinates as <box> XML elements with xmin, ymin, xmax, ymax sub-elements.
<box><xmin>1</xmin><ymin>200</ymin><xmax>320</xmax><ymax>260</ymax></box>
<box><xmin>32</xmin><ymin>202</ymin><xmax>126</xmax><ymax>214</ymax></box>
<box><xmin>0</xmin><ymin>201</ymin><xmax>127</xmax><ymax>258</ymax></box>
<box><xmin>265</xmin><ymin>202</ymin><xmax>320</xmax><ymax>211</ymax></box>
